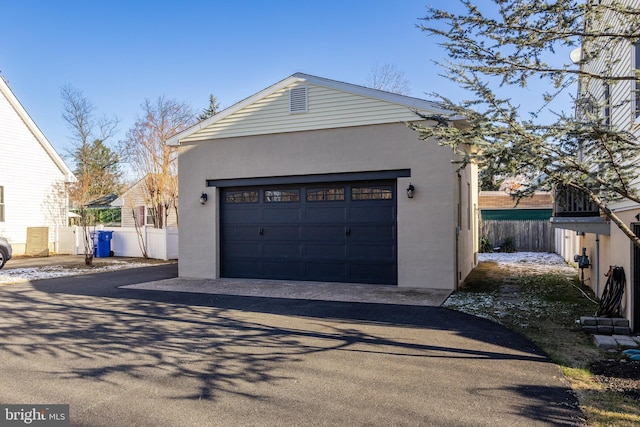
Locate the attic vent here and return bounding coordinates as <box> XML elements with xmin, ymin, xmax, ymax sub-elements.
<box><xmin>289</xmin><ymin>86</ymin><xmax>308</xmax><ymax>113</ymax></box>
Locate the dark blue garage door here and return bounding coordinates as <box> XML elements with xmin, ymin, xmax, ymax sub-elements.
<box><xmin>220</xmin><ymin>181</ymin><xmax>397</xmax><ymax>285</ymax></box>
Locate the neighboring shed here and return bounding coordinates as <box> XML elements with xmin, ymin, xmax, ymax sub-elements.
<box><xmin>166</xmin><ymin>73</ymin><xmax>478</xmax><ymax>290</ymax></box>
<box><xmin>0</xmin><ymin>75</ymin><xmax>75</xmax><ymax>254</ymax></box>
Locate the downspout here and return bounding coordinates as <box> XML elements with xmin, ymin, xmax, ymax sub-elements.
<box><xmin>595</xmin><ymin>234</ymin><xmax>600</xmax><ymax>297</ymax></box>
<box><xmin>455</xmin><ymin>226</ymin><xmax>460</xmax><ymax>290</ymax></box>
<box><xmin>455</xmin><ymin>173</ymin><xmax>462</xmax><ymax>290</ymax></box>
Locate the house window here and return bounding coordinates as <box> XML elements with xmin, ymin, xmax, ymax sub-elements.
<box><xmin>146</xmin><ymin>207</ymin><xmax>155</xmax><ymax>226</ymax></box>
<box><xmin>146</xmin><ymin>206</ymin><xmax>164</xmax><ymax>227</ymax></box>
<box><xmin>0</xmin><ymin>186</ymin><xmax>4</xmax><ymax>222</ymax></box>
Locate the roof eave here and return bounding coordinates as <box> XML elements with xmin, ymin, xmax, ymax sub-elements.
<box><xmin>165</xmin><ymin>72</ymin><xmax>463</xmax><ymax>145</ymax></box>
<box><xmin>0</xmin><ymin>77</ymin><xmax>77</xmax><ymax>182</ymax></box>
<box><xmin>166</xmin><ymin>74</ymin><xmax>307</xmax><ymax>146</ymax></box>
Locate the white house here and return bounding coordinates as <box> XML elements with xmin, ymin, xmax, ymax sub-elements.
<box><xmin>167</xmin><ymin>73</ymin><xmax>477</xmax><ymax>290</ymax></box>
<box><xmin>553</xmin><ymin>0</ymin><xmax>640</xmax><ymax>331</ymax></box>
<box><xmin>112</xmin><ymin>174</ymin><xmax>178</xmax><ymax>229</ymax></box>
<box><xmin>0</xmin><ymin>75</ymin><xmax>75</xmax><ymax>255</ymax></box>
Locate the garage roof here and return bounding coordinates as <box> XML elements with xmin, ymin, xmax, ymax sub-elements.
<box><xmin>166</xmin><ymin>72</ymin><xmax>460</xmax><ymax>146</ymax></box>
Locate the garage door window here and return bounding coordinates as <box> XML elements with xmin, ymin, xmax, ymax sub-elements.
<box><xmin>226</xmin><ymin>190</ymin><xmax>258</xmax><ymax>203</ymax></box>
<box><xmin>352</xmin><ymin>186</ymin><xmax>393</xmax><ymax>200</ymax></box>
<box><xmin>307</xmin><ymin>188</ymin><xmax>345</xmax><ymax>201</ymax></box>
<box><xmin>265</xmin><ymin>189</ymin><xmax>300</xmax><ymax>202</ymax></box>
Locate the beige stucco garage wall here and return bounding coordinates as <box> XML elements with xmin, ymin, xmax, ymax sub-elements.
<box><xmin>177</xmin><ymin>121</ymin><xmax>475</xmax><ymax>290</ymax></box>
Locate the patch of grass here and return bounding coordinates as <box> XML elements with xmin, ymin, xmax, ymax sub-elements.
<box><xmin>577</xmin><ymin>391</ymin><xmax>640</xmax><ymax>427</ymax></box>
<box><xmin>448</xmin><ymin>261</ymin><xmax>639</xmax><ymax>426</ymax></box>
<box><xmin>458</xmin><ymin>261</ymin><xmax>501</xmax><ymax>292</ymax></box>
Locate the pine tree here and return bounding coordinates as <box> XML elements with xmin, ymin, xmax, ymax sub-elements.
<box><xmin>198</xmin><ymin>94</ymin><xmax>220</xmax><ymax>121</ymax></box>
<box><xmin>414</xmin><ymin>0</ymin><xmax>640</xmax><ymax>248</ymax></box>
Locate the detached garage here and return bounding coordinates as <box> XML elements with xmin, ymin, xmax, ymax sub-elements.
<box><xmin>168</xmin><ymin>73</ymin><xmax>477</xmax><ymax>291</ymax></box>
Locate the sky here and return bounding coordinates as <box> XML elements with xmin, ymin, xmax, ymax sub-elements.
<box><xmin>0</xmin><ymin>1</ymin><xmax>466</xmax><ymax>160</ymax></box>
<box><xmin>0</xmin><ymin>0</ymin><xmax>573</xmax><ymax>173</ymax></box>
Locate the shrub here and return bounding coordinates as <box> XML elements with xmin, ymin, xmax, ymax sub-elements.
<box><xmin>501</xmin><ymin>236</ymin><xmax>516</xmax><ymax>253</ymax></box>
<box><xmin>479</xmin><ymin>234</ymin><xmax>493</xmax><ymax>253</ymax></box>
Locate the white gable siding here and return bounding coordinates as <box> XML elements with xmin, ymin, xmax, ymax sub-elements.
<box><xmin>0</xmin><ymin>84</ymin><xmax>68</xmax><ymax>251</ymax></box>
<box><xmin>181</xmin><ymin>82</ymin><xmax>427</xmax><ymax>142</ymax></box>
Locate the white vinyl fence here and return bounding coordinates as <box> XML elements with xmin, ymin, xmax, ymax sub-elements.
<box><xmin>57</xmin><ymin>226</ymin><xmax>178</xmax><ymax>260</ymax></box>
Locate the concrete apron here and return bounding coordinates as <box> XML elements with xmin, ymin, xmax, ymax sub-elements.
<box><xmin>123</xmin><ymin>278</ymin><xmax>452</xmax><ymax>306</ymax></box>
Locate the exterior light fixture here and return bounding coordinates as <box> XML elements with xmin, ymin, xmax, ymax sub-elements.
<box><xmin>200</xmin><ymin>192</ymin><xmax>208</xmax><ymax>205</ymax></box>
<box><xmin>406</xmin><ymin>183</ymin><xmax>415</xmax><ymax>199</ymax></box>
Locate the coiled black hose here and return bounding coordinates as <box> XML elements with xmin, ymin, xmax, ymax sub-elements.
<box><xmin>596</xmin><ymin>266</ymin><xmax>625</xmax><ymax>317</ymax></box>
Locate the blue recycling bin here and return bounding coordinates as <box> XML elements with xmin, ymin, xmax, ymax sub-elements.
<box><xmin>95</xmin><ymin>231</ymin><xmax>113</xmax><ymax>257</ymax></box>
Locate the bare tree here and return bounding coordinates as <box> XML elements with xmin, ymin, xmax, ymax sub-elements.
<box><xmin>367</xmin><ymin>63</ymin><xmax>412</xmax><ymax>95</ymax></box>
<box><xmin>61</xmin><ymin>85</ymin><xmax>120</xmax><ymax>265</ymax></box>
<box><xmin>123</xmin><ymin>96</ymin><xmax>195</xmax><ymax>229</ymax></box>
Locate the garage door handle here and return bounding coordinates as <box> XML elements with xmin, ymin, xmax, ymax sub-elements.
<box><xmin>345</xmin><ymin>226</ymin><xmax>351</xmax><ymax>236</ymax></box>
<box><xmin>259</xmin><ymin>227</ymin><xmax>264</xmax><ymax>235</ymax></box>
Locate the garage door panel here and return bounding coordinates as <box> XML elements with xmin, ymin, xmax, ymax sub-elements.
<box><xmin>224</xmin><ymin>209</ymin><xmax>261</xmax><ymax>223</ymax></box>
<box><xmin>263</xmin><ymin>226</ymin><xmax>301</xmax><ymax>241</ymax></box>
<box><xmin>264</xmin><ymin>260</ymin><xmax>303</xmax><ymax>279</ymax></box>
<box><xmin>263</xmin><ymin>243</ymin><xmax>302</xmax><ymax>258</ymax></box>
<box><xmin>223</xmin><ymin>242</ymin><xmax>262</xmax><ymax>257</ymax></box>
<box><xmin>222</xmin><ymin>225</ymin><xmax>261</xmax><ymax>241</ymax></box>
<box><xmin>350</xmin><ymin>205</ymin><xmax>395</xmax><ymax>222</ymax></box>
<box><xmin>223</xmin><ymin>260</ymin><xmax>263</xmax><ymax>278</ymax></box>
<box><xmin>304</xmin><ymin>243</ymin><xmax>347</xmax><ymax>259</ymax></box>
<box><xmin>349</xmin><ymin>225</ymin><xmax>396</xmax><ymax>242</ymax></box>
<box><xmin>305</xmin><ymin>206</ymin><xmax>347</xmax><ymax>222</ymax></box>
<box><xmin>303</xmin><ymin>225</ymin><xmax>347</xmax><ymax>241</ymax></box>
<box><xmin>263</xmin><ymin>207</ymin><xmax>302</xmax><ymax>222</ymax></box>
<box><xmin>305</xmin><ymin>262</ymin><xmax>348</xmax><ymax>281</ymax></box>
<box><xmin>350</xmin><ymin>243</ymin><xmax>395</xmax><ymax>260</ymax></box>
<box><xmin>350</xmin><ymin>263</ymin><xmax>396</xmax><ymax>285</ymax></box>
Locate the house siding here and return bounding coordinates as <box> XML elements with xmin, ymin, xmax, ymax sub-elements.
<box><xmin>0</xmin><ymin>80</ymin><xmax>70</xmax><ymax>252</ymax></box>
<box><xmin>581</xmin><ymin>0</ymin><xmax>639</xmax><ymax>134</ymax></box>
<box><xmin>181</xmin><ymin>83</ymin><xmax>429</xmax><ymax>142</ymax></box>
<box><xmin>116</xmin><ymin>180</ymin><xmax>178</xmax><ymax>228</ymax></box>
<box><xmin>556</xmin><ymin>0</ymin><xmax>640</xmax><ymax>330</ymax></box>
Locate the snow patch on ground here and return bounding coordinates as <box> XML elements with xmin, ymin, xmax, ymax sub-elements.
<box><xmin>478</xmin><ymin>251</ymin><xmax>577</xmax><ymax>275</ymax></box>
<box><xmin>444</xmin><ymin>252</ymin><xmax>580</xmax><ymax>325</ymax></box>
<box><xmin>0</xmin><ymin>261</ymin><xmax>154</xmax><ymax>285</ymax></box>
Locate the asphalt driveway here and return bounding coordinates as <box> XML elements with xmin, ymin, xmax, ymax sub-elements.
<box><xmin>0</xmin><ymin>264</ymin><xmax>583</xmax><ymax>426</ymax></box>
